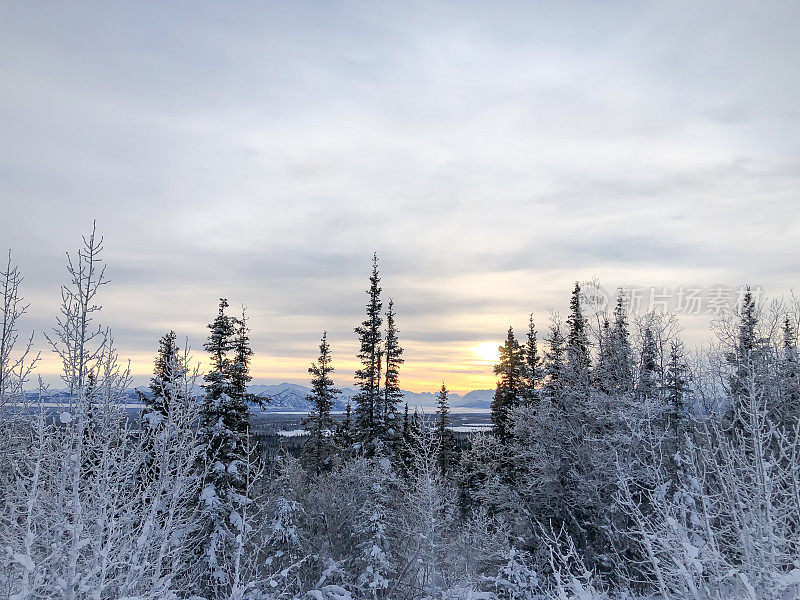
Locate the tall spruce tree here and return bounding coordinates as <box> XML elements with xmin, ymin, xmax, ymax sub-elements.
<box><xmin>609</xmin><ymin>290</ymin><xmax>633</xmax><ymax>393</ymax></box>
<box><xmin>543</xmin><ymin>316</ymin><xmax>567</xmax><ymax>404</ymax></box>
<box><xmin>435</xmin><ymin>382</ymin><xmax>455</xmax><ymax>476</ymax></box>
<box><xmin>228</xmin><ymin>307</ymin><xmax>254</xmax><ymax>406</ymax></box>
<box><xmin>303</xmin><ymin>331</ymin><xmax>340</xmax><ymax>473</ymax></box>
<box><xmin>196</xmin><ymin>298</ymin><xmax>252</xmax><ymax>599</ymax></box>
<box><xmin>728</xmin><ymin>286</ymin><xmax>759</xmax><ymax>429</ymax></box>
<box><xmin>353</xmin><ymin>254</ymin><xmax>384</xmax><ymax>451</ymax></box>
<box><xmin>780</xmin><ymin>317</ymin><xmax>800</xmax><ymax>427</ymax></box>
<box><xmin>139</xmin><ymin>330</ymin><xmax>188</xmax><ymax>484</ymax></box>
<box><xmin>664</xmin><ymin>339</ymin><xmax>689</xmax><ymax>440</ymax></box>
<box><xmin>382</xmin><ymin>299</ymin><xmax>404</xmax><ymax>445</ymax></box>
<box><xmin>140</xmin><ymin>330</ymin><xmax>185</xmax><ymax>418</ymax></box>
<box><xmin>565</xmin><ymin>282</ymin><xmax>591</xmax><ymax>397</ymax></box>
<box><xmin>637</xmin><ymin>323</ymin><xmax>658</xmax><ymax>402</ymax></box>
<box><xmin>523</xmin><ymin>314</ymin><xmax>542</xmax><ymax>407</ymax></box>
<box><xmin>596</xmin><ymin>317</ymin><xmax>614</xmax><ymax>394</ymax></box>
<box><xmin>491</xmin><ymin>327</ymin><xmax>525</xmax><ymax>443</ymax></box>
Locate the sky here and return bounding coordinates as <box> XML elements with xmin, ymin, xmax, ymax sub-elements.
<box><xmin>1</xmin><ymin>1</ymin><xmax>799</xmax><ymax>393</ymax></box>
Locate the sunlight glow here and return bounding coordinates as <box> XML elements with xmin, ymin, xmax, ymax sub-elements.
<box><xmin>471</xmin><ymin>342</ymin><xmax>500</xmax><ymax>365</ymax></box>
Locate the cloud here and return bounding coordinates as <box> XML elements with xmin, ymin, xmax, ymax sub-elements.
<box><xmin>1</xmin><ymin>1</ymin><xmax>799</xmax><ymax>391</ymax></box>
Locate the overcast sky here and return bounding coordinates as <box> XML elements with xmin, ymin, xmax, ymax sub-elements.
<box><xmin>1</xmin><ymin>1</ymin><xmax>799</xmax><ymax>392</ymax></box>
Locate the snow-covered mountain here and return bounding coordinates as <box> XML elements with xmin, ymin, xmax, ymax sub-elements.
<box><xmin>27</xmin><ymin>383</ymin><xmax>494</xmax><ymax>412</ymax></box>
<box><xmin>248</xmin><ymin>383</ymin><xmax>493</xmax><ymax>412</ymax></box>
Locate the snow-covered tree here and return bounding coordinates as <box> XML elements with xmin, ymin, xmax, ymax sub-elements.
<box><xmin>435</xmin><ymin>382</ymin><xmax>455</xmax><ymax>476</ymax></box>
<box><xmin>565</xmin><ymin>282</ymin><xmax>592</xmax><ymax>399</ymax></box>
<box><xmin>303</xmin><ymin>331</ymin><xmax>340</xmax><ymax>473</ymax></box>
<box><xmin>354</xmin><ymin>254</ymin><xmax>384</xmax><ymax>452</ymax></box>
<box><xmin>381</xmin><ymin>298</ymin><xmax>404</xmax><ymax>450</ymax></box>
<box><xmin>543</xmin><ymin>313</ymin><xmax>567</xmax><ymax>405</ymax></box>
<box><xmin>0</xmin><ymin>250</ymin><xmax>39</xmax><ymax>406</ymax></box>
<box><xmin>523</xmin><ymin>314</ymin><xmax>543</xmax><ymax>407</ymax></box>
<box><xmin>196</xmin><ymin>298</ymin><xmax>254</xmax><ymax>599</ymax></box>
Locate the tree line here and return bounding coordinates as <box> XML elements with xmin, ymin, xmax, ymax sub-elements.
<box><xmin>1</xmin><ymin>224</ymin><xmax>799</xmax><ymax>599</ymax></box>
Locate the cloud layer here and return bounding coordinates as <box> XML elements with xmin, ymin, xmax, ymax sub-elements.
<box><xmin>2</xmin><ymin>1</ymin><xmax>799</xmax><ymax>391</ymax></box>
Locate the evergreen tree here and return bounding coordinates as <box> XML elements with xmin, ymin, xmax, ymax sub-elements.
<box><xmin>398</xmin><ymin>402</ymin><xmax>415</xmax><ymax>476</ymax></box>
<box><xmin>140</xmin><ymin>330</ymin><xmax>185</xmax><ymax>419</ymax></box>
<box><xmin>435</xmin><ymin>383</ymin><xmax>455</xmax><ymax>476</ymax></box>
<box><xmin>353</xmin><ymin>254</ymin><xmax>384</xmax><ymax>451</ymax></box>
<box><xmin>491</xmin><ymin>327</ymin><xmax>525</xmax><ymax>443</ymax></box>
<box><xmin>336</xmin><ymin>399</ymin><xmax>354</xmax><ymax>451</ymax></box>
<box><xmin>196</xmin><ymin>298</ymin><xmax>252</xmax><ymax>599</ymax></box>
<box><xmin>139</xmin><ymin>330</ymin><xmax>188</xmax><ymax>484</ymax></box>
<box><xmin>664</xmin><ymin>339</ymin><xmax>690</xmax><ymax>448</ymax></box>
<box><xmin>780</xmin><ymin>317</ymin><xmax>800</xmax><ymax>427</ymax></box>
<box><xmin>382</xmin><ymin>299</ymin><xmax>404</xmax><ymax>446</ymax></box>
<box><xmin>727</xmin><ymin>286</ymin><xmax>759</xmax><ymax>429</ymax></box>
<box><xmin>523</xmin><ymin>314</ymin><xmax>542</xmax><ymax>407</ymax></box>
<box><xmin>303</xmin><ymin>331</ymin><xmax>340</xmax><ymax>473</ymax></box>
<box><xmin>565</xmin><ymin>282</ymin><xmax>591</xmax><ymax>397</ymax></box>
<box><xmin>228</xmin><ymin>307</ymin><xmax>254</xmax><ymax>406</ymax></box>
<box><xmin>609</xmin><ymin>290</ymin><xmax>633</xmax><ymax>393</ymax></box>
<box><xmin>543</xmin><ymin>316</ymin><xmax>567</xmax><ymax>404</ymax></box>
<box><xmin>637</xmin><ymin>323</ymin><xmax>658</xmax><ymax>402</ymax></box>
<box><xmin>595</xmin><ymin>316</ymin><xmax>614</xmax><ymax>394</ymax></box>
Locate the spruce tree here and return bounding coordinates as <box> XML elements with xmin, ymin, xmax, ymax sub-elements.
<box><xmin>196</xmin><ymin>298</ymin><xmax>252</xmax><ymax>599</ymax></box>
<box><xmin>139</xmin><ymin>330</ymin><xmax>187</xmax><ymax>484</ymax></box>
<box><xmin>382</xmin><ymin>299</ymin><xmax>404</xmax><ymax>445</ymax></box>
<box><xmin>595</xmin><ymin>316</ymin><xmax>614</xmax><ymax>394</ymax></box>
<box><xmin>543</xmin><ymin>317</ymin><xmax>567</xmax><ymax>405</ymax></box>
<box><xmin>336</xmin><ymin>399</ymin><xmax>353</xmax><ymax>451</ymax></box>
<box><xmin>435</xmin><ymin>383</ymin><xmax>455</xmax><ymax>475</ymax></box>
<box><xmin>141</xmin><ymin>330</ymin><xmax>185</xmax><ymax>420</ymax></box>
<box><xmin>228</xmin><ymin>307</ymin><xmax>254</xmax><ymax>406</ymax></box>
<box><xmin>302</xmin><ymin>331</ymin><xmax>340</xmax><ymax>473</ymax></box>
<box><xmin>491</xmin><ymin>327</ymin><xmax>525</xmax><ymax>443</ymax></box>
<box><xmin>565</xmin><ymin>282</ymin><xmax>591</xmax><ymax>397</ymax></box>
<box><xmin>727</xmin><ymin>286</ymin><xmax>760</xmax><ymax>430</ymax></box>
<box><xmin>353</xmin><ymin>254</ymin><xmax>384</xmax><ymax>451</ymax></box>
<box><xmin>398</xmin><ymin>402</ymin><xmax>415</xmax><ymax>476</ymax></box>
<box><xmin>523</xmin><ymin>314</ymin><xmax>542</xmax><ymax>407</ymax></box>
<box><xmin>637</xmin><ymin>323</ymin><xmax>658</xmax><ymax>402</ymax></box>
<box><xmin>780</xmin><ymin>317</ymin><xmax>800</xmax><ymax>427</ymax></box>
<box><xmin>609</xmin><ymin>290</ymin><xmax>633</xmax><ymax>393</ymax></box>
<box><xmin>664</xmin><ymin>339</ymin><xmax>689</xmax><ymax>441</ymax></box>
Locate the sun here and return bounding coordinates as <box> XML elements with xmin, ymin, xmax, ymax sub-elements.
<box><xmin>472</xmin><ymin>342</ymin><xmax>500</xmax><ymax>364</ymax></box>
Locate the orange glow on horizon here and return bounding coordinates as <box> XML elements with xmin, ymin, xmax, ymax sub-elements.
<box><xmin>32</xmin><ymin>344</ymin><xmax>501</xmax><ymax>394</ymax></box>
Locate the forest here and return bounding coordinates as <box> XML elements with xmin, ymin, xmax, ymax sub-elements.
<box><xmin>1</xmin><ymin>225</ymin><xmax>799</xmax><ymax>600</ymax></box>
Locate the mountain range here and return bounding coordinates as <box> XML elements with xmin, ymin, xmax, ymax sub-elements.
<box><xmin>27</xmin><ymin>383</ymin><xmax>494</xmax><ymax>412</ymax></box>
